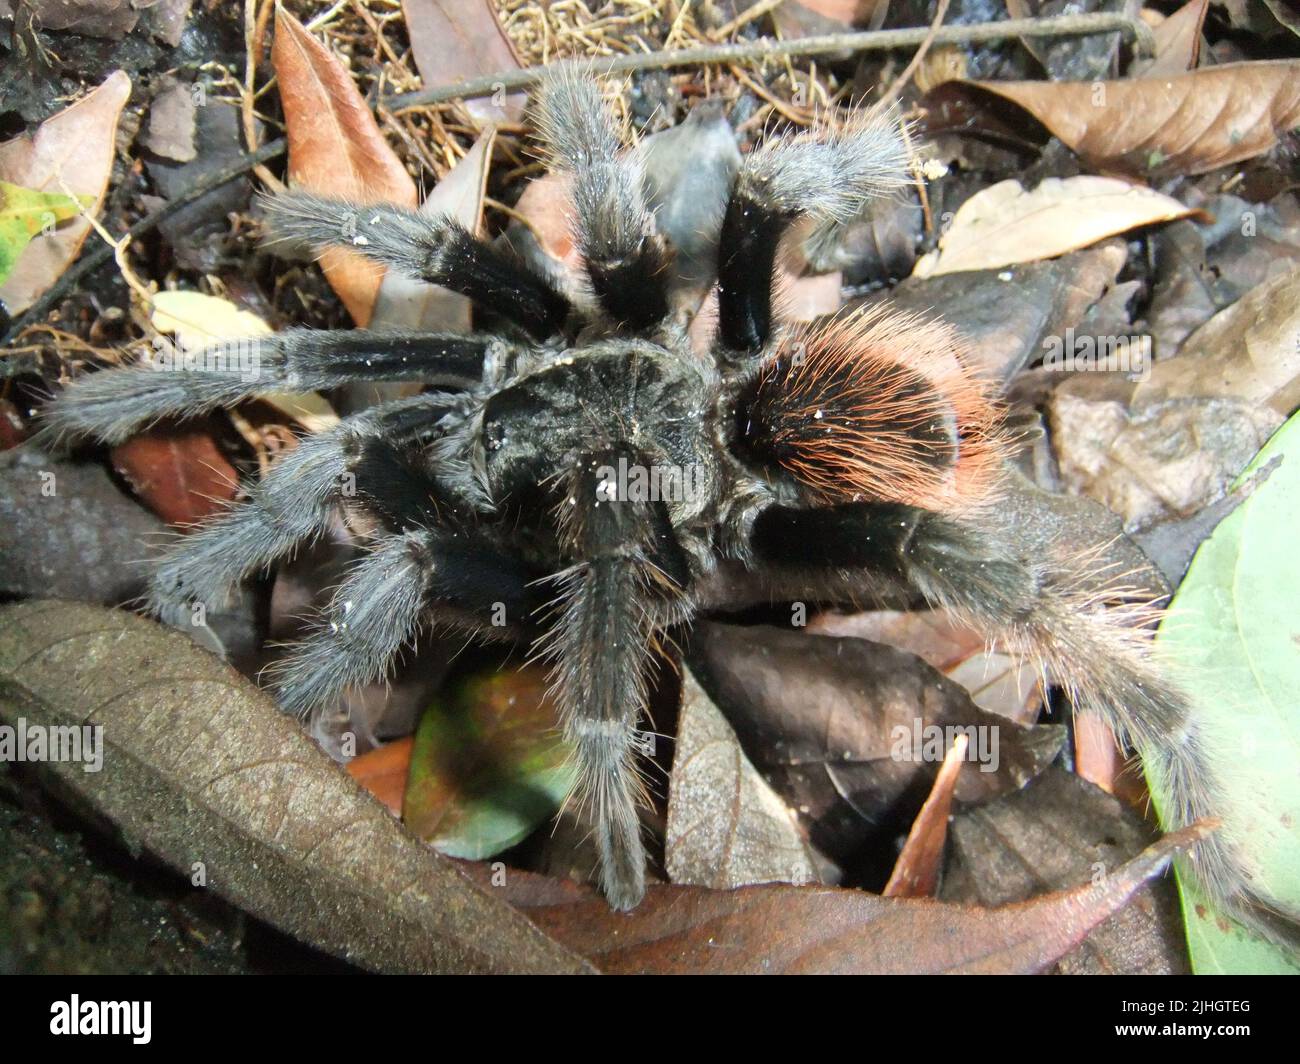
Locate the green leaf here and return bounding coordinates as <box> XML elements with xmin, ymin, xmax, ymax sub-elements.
<box><xmin>0</xmin><ymin>181</ymin><xmax>91</xmax><ymax>285</ymax></box>
<box><xmin>1153</xmin><ymin>411</ymin><xmax>1300</xmax><ymax>974</ymax></box>
<box><xmin>403</xmin><ymin>667</ymin><xmax>575</xmax><ymax>860</ymax></box>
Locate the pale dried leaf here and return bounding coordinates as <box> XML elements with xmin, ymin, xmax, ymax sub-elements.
<box><xmin>913</xmin><ymin>176</ymin><xmax>1196</xmax><ymax>278</ymax></box>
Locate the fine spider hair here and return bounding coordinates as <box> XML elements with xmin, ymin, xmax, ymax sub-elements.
<box><xmin>39</xmin><ymin>72</ymin><xmax>1299</xmax><ymax>946</ymax></box>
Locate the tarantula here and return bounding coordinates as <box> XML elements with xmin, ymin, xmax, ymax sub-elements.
<box><xmin>39</xmin><ymin>73</ymin><xmax>1298</xmax><ymax>944</ymax></box>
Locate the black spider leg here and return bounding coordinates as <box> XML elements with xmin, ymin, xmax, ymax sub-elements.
<box><xmin>41</xmin><ymin>329</ymin><xmax>498</xmax><ymax>446</ymax></box>
<box><xmin>263</xmin><ymin>193</ymin><xmax>570</xmax><ymax>340</ymax></box>
<box><xmin>147</xmin><ymin>392</ymin><xmax>468</xmax><ymax>615</ymax></box>
<box><xmin>534</xmin><ymin>73</ymin><xmax>671</xmax><ymax>332</ymax></box>
<box><xmin>271</xmin><ymin>522</ymin><xmax>538</xmax><ymax>720</ymax></box>
<box><xmin>540</xmin><ymin>445</ymin><xmax>689</xmax><ymax>910</ymax></box>
<box><xmin>716</xmin><ymin>115</ymin><xmax>911</xmax><ymax>354</ymax></box>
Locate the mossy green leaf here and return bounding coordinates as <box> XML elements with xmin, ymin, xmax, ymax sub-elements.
<box><xmin>0</xmin><ymin>181</ymin><xmax>91</xmax><ymax>285</ymax></box>
<box><xmin>1154</xmin><ymin>411</ymin><xmax>1300</xmax><ymax>974</ymax></box>
<box><xmin>403</xmin><ymin>667</ymin><xmax>575</xmax><ymax>860</ymax></box>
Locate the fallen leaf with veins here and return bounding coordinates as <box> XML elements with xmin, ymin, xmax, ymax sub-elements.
<box><xmin>0</xmin><ymin>600</ymin><xmax>589</xmax><ymax>974</ymax></box>
<box><xmin>960</xmin><ymin>61</ymin><xmax>1300</xmax><ymax>178</ymax></box>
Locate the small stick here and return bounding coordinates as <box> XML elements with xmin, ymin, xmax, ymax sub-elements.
<box><xmin>382</xmin><ymin>12</ymin><xmax>1155</xmax><ymax>111</ymax></box>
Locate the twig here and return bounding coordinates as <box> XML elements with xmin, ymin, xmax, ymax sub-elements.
<box><xmin>244</xmin><ymin>0</ymin><xmax>285</xmax><ymax>193</ymax></box>
<box><xmin>866</xmin><ymin>0</ymin><xmax>951</xmax><ymax>121</ymax></box>
<box><xmin>710</xmin><ymin>0</ymin><xmax>788</xmax><ymax>42</ymax></box>
<box><xmin>382</xmin><ymin>13</ymin><xmax>1155</xmax><ymax>111</ymax></box>
<box><xmin>1</xmin><ymin>139</ymin><xmax>287</xmax><ymax>347</ymax></box>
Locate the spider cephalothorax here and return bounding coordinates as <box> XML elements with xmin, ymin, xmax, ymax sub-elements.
<box><xmin>41</xmin><ymin>73</ymin><xmax>1300</xmax><ymax>946</ymax></box>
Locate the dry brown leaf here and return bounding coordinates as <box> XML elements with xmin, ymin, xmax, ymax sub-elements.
<box><xmin>665</xmin><ymin>670</ymin><xmax>822</xmax><ymax>890</ymax></box>
<box><xmin>470</xmin><ymin>822</ymin><xmax>1212</xmax><ymax>973</ymax></box>
<box><xmin>0</xmin><ymin>70</ymin><xmax>130</xmax><ymax>313</ymax></box>
<box><xmin>109</xmin><ymin>425</ymin><xmax>239</xmax><ymax>528</ymax></box>
<box><xmin>913</xmin><ymin>176</ymin><xmax>1196</xmax><ymax>278</ymax></box>
<box><xmin>1132</xmin><ymin>0</ymin><xmax>1209</xmax><ymax>78</ymax></box>
<box><xmin>810</xmin><ymin>609</ymin><xmax>1042</xmax><ymax>724</ymax></box>
<box><xmin>963</xmin><ymin>61</ymin><xmax>1300</xmax><ymax>178</ymax></box>
<box><xmin>272</xmin><ymin>8</ymin><xmax>417</xmax><ymax>326</ymax></box>
<box><xmin>402</xmin><ymin>0</ymin><xmax>524</xmax><ymax>122</ymax></box>
<box><xmin>1133</xmin><ymin>264</ymin><xmax>1300</xmax><ymax>416</ymax></box>
<box><xmin>0</xmin><ymin>600</ymin><xmax>588</xmax><ymax>974</ymax></box>
<box><xmin>347</xmin><ymin>735</ymin><xmax>415</xmax><ymax>817</ymax></box>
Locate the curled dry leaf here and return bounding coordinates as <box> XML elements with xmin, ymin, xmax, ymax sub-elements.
<box><xmin>1133</xmin><ymin>264</ymin><xmax>1300</xmax><ymax>417</ymax></box>
<box><xmin>272</xmin><ymin>8</ymin><xmax>417</xmax><ymax>326</ymax></box>
<box><xmin>1132</xmin><ymin>0</ymin><xmax>1209</xmax><ymax>78</ymax></box>
<box><xmin>0</xmin><ymin>601</ymin><xmax>589</xmax><ymax>974</ymax></box>
<box><xmin>961</xmin><ymin>61</ymin><xmax>1300</xmax><ymax>178</ymax></box>
<box><xmin>882</xmin><ymin>733</ymin><xmax>967</xmax><ymax>899</ymax></box>
<box><xmin>0</xmin><ymin>69</ymin><xmax>130</xmax><ymax>313</ymax></box>
<box><xmin>913</xmin><ymin>176</ymin><xmax>1197</xmax><ymax>278</ymax></box>
<box><xmin>666</xmin><ymin>670</ymin><xmax>823</xmax><ymax>891</ymax></box>
<box><xmin>471</xmin><ymin>822</ymin><xmax>1214</xmax><ymax>973</ymax></box>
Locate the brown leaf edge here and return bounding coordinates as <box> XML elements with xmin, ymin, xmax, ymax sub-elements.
<box><xmin>0</xmin><ymin>600</ymin><xmax>589</xmax><ymax>974</ymax></box>
<box><xmin>465</xmin><ymin>822</ymin><xmax>1213</xmax><ymax>974</ymax></box>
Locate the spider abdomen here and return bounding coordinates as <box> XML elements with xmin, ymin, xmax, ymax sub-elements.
<box><xmin>736</xmin><ymin>306</ymin><xmax>1006</xmax><ymax>510</ymax></box>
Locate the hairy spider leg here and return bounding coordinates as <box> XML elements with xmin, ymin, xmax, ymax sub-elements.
<box><xmin>146</xmin><ymin>393</ymin><xmax>466</xmax><ymax>614</ymax></box>
<box><xmin>534</xmin><ymin>72</ymin><xmax>672</xmax><ymax>332</ymax></box>
<box><xmin>262</xmin><ymin>192</ymin><xmax>571</xmax><ymax>340</ymax></box>
<box><xmin>40</xmin><ymin>329</ymin><xmax>495</xmax><ymax>446</ymax></box>
<box><xmin>717</xmin><ymin>114</ymin><xmax>910</xmax><ymax>353</ymax></box>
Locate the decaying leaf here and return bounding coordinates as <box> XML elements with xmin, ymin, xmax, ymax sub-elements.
<box><xmin>0</xmin><ymin>181</ymin><xmax>90</xmax><ymax>284</ymax></box>
<box><xmin>912</xmin><ymin>176</ymin><xmax>1196</xmax><ymax>278</ymax></box>
<box><xmin>348</xmin><ymin>735</ymin><xmax>415</xmax><ymax>817</ymax></box>
<box><xmin>943</xmin><ymin>767</ymin><xmax>1191</xmax><ymax>974</ymax></box>
<box><xmin>109</xmin><ymin>424</ymin><xmax>239</xmax><ymax>528</ymax></box>
<box><xmin>1133</xmin><ymin>264</ymin><xmax>1300</xmax><ymax>416</ymax></box>
<box><xmin>961</xmin><ymin>61</ymin><xmax>1300</xmax><ymax>178</ymax></box>
<box><xmin>882</xmin><ymin>733</ymin><xmax>966</xmax><ymax>899</ymax></box>
<box><xmin>1049</xmin><ymin>389</ymin><xmax>1281</xmax><ymax>531</ymax></box>
<box><xmin>0</xmin><ymin>601</ymin><xmax>589</xmax><ymax>974</ymax></box>
<box><xmin>272</xmin><ymin>8</ymin><xmax>418</xmax><ymax>326</ymax></box>
<box><xmin>403</xmin><ymin>667</ymin><xmax>575</xmax><ymax>861</ymax></box>
<box><xmin>472</xmin><ymin>823</ymin><xmax>1213</xmax><ymax>973</ymax></box>
<box><xmin>0</xmin><ymin>448</ymin><xmax>164</xmax><ymax>605</ymax></box>
<box><xmin>687</xmin><ymin>622</ymin><xmax>1066</xmax><ymax>871</ymax></box>
<box><xmin>666</xmin><ymin>669</ymin><xmax>823</xmax><ymax>890</ymax></box>
<box><xmin>0</xmin><ymin>69</ymin><xmax>130</xmax><ymax>313</ymax></box>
